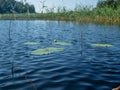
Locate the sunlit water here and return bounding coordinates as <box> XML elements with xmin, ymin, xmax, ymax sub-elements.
<box><xmin>0</xmin><ymin>20</ymin><xmax>120</xmax><ymax>90</ymax></box>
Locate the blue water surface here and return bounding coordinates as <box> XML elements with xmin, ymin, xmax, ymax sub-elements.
<box><xmin>0</xmin><ymin>20</ymin><xmax>120</xmax><ymax>90</ymax></box>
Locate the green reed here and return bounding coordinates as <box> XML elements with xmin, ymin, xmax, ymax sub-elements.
<box><xmin>0</xmin><ymin>6</ymin><xmax>120</xmax><ymax>24</ymax></box>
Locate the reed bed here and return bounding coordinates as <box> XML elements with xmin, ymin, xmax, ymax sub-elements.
<box><xmin>0</xmin><ymin>7</ymin><xmax>120</xmax><ymax>24</ymax></box>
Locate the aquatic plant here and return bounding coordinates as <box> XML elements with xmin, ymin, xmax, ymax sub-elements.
<box><xmin>39</xmin><ymin>0</ymin><xmax>47</xmax><ymax>13</ymax></box>
<box><xmin>53</xmin><ymin>41</ymin><xmax>72</xmax><ymax>46</ymax></box>
<box><xmin>24</xmin><ymin>42</ymin><xmax>40</xmax><ymax>45</ymax></box>
<box><xmin>91</xmin><ymin>44</ymin><xmax>112</xmax><ymax>47</ymax></box>
<box><xmin>31</xmin><ymin>47</ymin><xmax>64</xmax><ymax>55</ymax></box>
<box><xmin>0</xmin><ymin>1</ymin><xmax>120</xmax><ymax>24</ymax></box>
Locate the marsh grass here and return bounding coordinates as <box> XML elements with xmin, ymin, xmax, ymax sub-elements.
<box><xmin>0</xmin><ymin>6</ymin><xmax>120</xmax><ymax>24</ymax></box>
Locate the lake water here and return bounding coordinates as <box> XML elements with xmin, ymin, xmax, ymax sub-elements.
<box><xmin>0</xmin><ymin>20</ymin><xmax>120</xmax><ymax>90</ymax></box>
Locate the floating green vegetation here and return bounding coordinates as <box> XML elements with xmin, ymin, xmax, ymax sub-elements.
<box><xmin>92</xmin><ymin>44</ymin><xmax>112</xmax><ymax>47</ymax></box>
<box><xmin>53</xmin><ymin>41</ymin><xmax>72</xmax><ymax>46</ymax></box>
<box><xmin>31</xmin><ymin>47</ymin><xmax>64</xmax><ymax>55</ymax></box>
<box><xmin>24</xmin><ymin>42</ymin><xmax>40</xmax><ymax>45</ymax></box>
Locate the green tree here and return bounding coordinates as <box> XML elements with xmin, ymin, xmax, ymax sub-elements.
<box><xmin>97</xmin><ymin>0</ymin><xmax>120</xmax><ymax>9</ymax></box>
<box><xmin>0</xmin><ymin>0</ymin><xmax>35</xmax><ymax>14</ymax></box>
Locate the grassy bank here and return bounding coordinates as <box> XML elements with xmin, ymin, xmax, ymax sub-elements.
<box><xmin>0</xmin><ymin>7</ymin><xmax>120</xmax><ymax>24</ymax></box>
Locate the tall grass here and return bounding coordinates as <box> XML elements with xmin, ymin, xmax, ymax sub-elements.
<box><xmin>0</xmin><ymin>6</ymin><xmax>120</xmax><ymax>24</ymax></box>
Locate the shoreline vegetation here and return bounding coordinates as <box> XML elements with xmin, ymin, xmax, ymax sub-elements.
<box><xmin>0</xmin><ymin>9</ymin><xmax>119</xmax><ymax>25</ymax></box>
<box><xmin>0</xmin><ymin>0</ymin><xmax>120</xmax><ymax>25</ymax></box>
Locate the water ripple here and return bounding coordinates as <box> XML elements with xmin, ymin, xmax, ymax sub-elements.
<box><xmin>0</xmin><ymin>20</ymin><xmax>120</xmax><ymax>90</ymax></box>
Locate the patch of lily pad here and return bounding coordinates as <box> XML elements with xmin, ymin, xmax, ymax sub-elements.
<box><xmin>31</xmin><ymin>47</ymin><xmax>64</xmax><ymax>55</ymax></box>
<box><xmin>53</xmin><ymin>41</ymin><xmax>72</xmax><ymax>46</ymax></box>
<box><xmin>24</xmin><ymin>42</ymin><xmax>40</xmax><ymax>45</ymax></box>
<box><xmin>91</xmin><ymin>44</ymin><xmax>112</xmax><ymax>47</ymax></box>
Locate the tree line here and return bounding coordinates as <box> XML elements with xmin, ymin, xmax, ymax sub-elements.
<box><xmin>97</xmin><ymin>0</ymin><xmax>120</xmax><ymax>9</ymax></box>
<box><xmin>0</xmin><ymin>0</ymin><xmax>35</xmax><ymax>14</ymax></box>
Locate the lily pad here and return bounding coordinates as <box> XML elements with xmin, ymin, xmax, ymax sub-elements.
<box><xmin>31</xmin><ymin>47</ymin><xmax>64</xmax><ymax>55</ymax></box>
<box><xmin>53</xmin><ymin>41</ymin><xmax>72</xmax><ymax>46</ymax></box>
<box><xmin>92</xmin><ymin>44</ymin><xmax>112</xmax><ymax>47</ymax></box>
<box><xmin>24</xmin><ymin>42</ymin><xmax>40</xmax><ymax>45</ymax></box>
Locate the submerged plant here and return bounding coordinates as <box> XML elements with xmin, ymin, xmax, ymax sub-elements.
<box><xmin>24</xmin><ymin>42</ymin><xmax>40</xmax><ymax>45</ymax></box>
<box><xmin>91</xmin><ymin>44</ymin><xmax>112</xmax><ymax>47</ymax></box>
<box><xmin>53</xmin><ymin>41</ymin><xmax>72</xmax><ymax>46</ymax></box>
<box><xmin>31</xmin><ymin>47</ymin><xmax>64</xmax><ymax>55</ymax></box>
